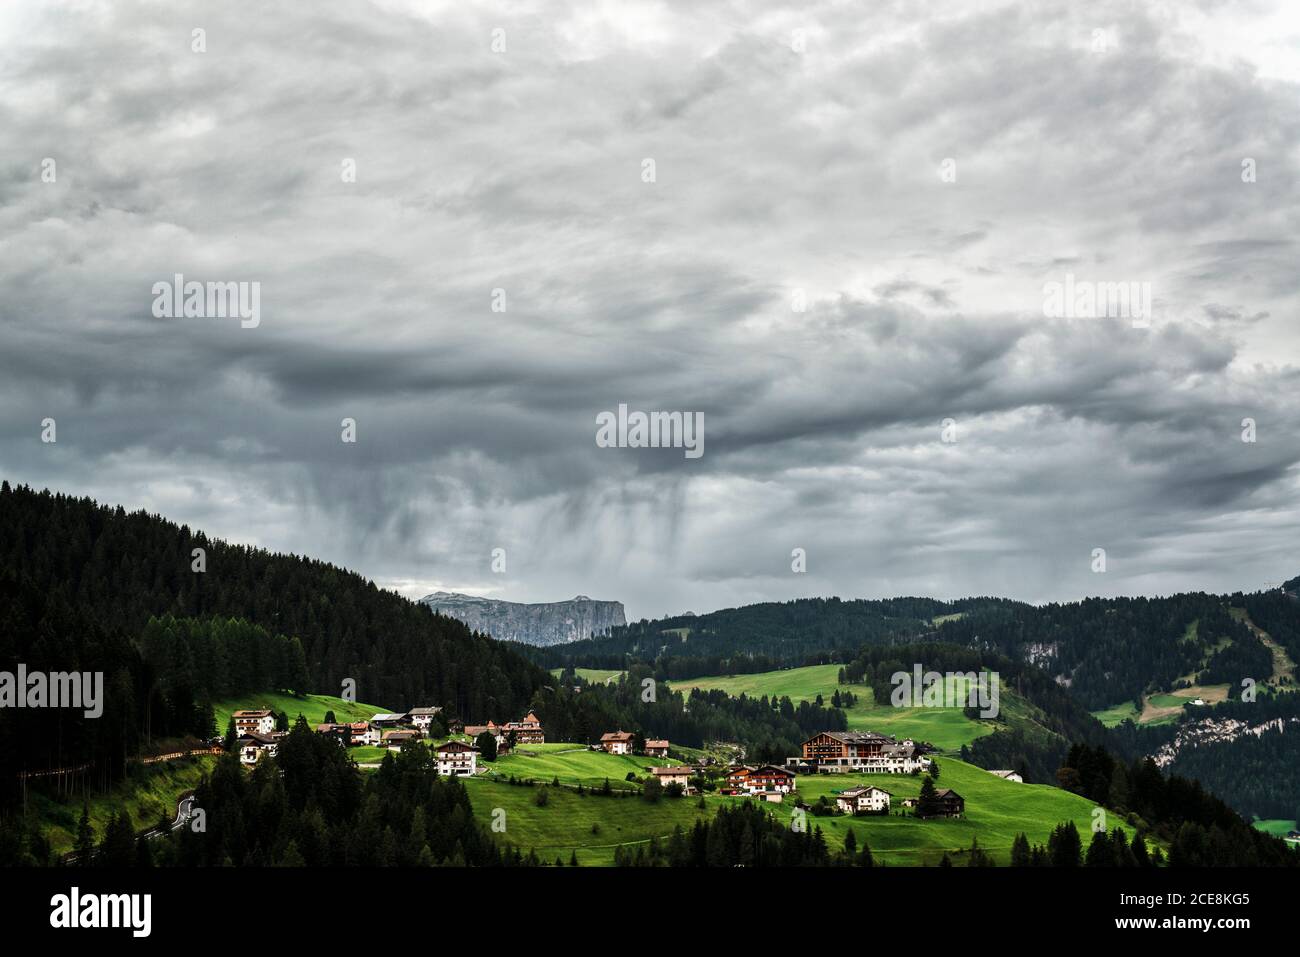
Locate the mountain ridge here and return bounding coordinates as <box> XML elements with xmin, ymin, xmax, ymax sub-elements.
<box><xmin>420</xmin><ymin>591</ymin><xmax>626</xmax><ymax>646</ymax></box>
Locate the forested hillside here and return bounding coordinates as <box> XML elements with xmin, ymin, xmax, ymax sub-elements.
<box><xmin>527</xmin><ymin>596</ymin><xmax>1020</xmax><ymax>677</ymax></box>
<box><xmin>932</xmin><ymin>593</ymin><xmax>1288</xmax><ymax>710</ymax></box>
<box><xmin>0</xmin><ymin>482</ymin><xmax>550</xmax><ymax>733</ymax></box>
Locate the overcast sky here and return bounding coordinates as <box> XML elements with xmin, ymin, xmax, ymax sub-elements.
<box><xmin>2</xmin><ymin>0</ymin><xmax>1299</xmax><ymax>621</ymax></box>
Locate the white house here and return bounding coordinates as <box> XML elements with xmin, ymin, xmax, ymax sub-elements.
<box><xmin>600</xmin><ymin>731</ymin><xmax>635</xmax><ymax>755</ymax></box>
<box><xmin>648</xmin><ymin>766</ymin><xmax>693</xmax><ymax>791</ymax></box>
<box><xmin>232</xmin><ymin>709</ymin><xmax>275</xmax><ymax>737</ymax></box>
<box><xmin>835</xmin><ymin>785</ymin><xmax>892</xmax><ymax>814</ymax></box>
<box><xmin>407</xmin><ymin>707</ymin><xmax>442</xmax><ymax>731</ymax></box>
<box><xmin>238</xmin><ymin>732</ymin><xmax>279</xmax><ymax>766</ymax></box>
<box><xmin>435</xmin><ymin>740</ymin><xmax>478</xmax><ymax>777</ymax></box>
<box><xmin>989</xmin><ymin>769</ymin><xmax>1024</xmax><ymax>783</ymax></box>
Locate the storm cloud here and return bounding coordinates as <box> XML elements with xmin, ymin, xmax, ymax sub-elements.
<box><xmin>1</xmin><ymin>0</ymin><xmax>1298</xmax><ymax>619</ymax></box>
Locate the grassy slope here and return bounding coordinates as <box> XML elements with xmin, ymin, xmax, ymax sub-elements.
<box><xmin>1252</xmin><ymin>819</ymin><xmax>1299</xmax><ymax>841</ymax></box>
<box><xmin>35</xmin><ymin>754</ymin><xmax>219</xmax><ymax>855</ymax></box>
<box><xmin>464</xmin><ymin>777</ymin><xmax>715</xmax><ymax>865</ymax></box>
<box><xmin>668</xmin><ymin>663</ymin><xmax>992</xmax><ymax>751</ymax></box>
<box><xmin>549</xmin><ymin>668</ymin><xmax>627</xmax><ymax>684</ymax></box>
<box><xmin>485</xmin><ymin>745</ymin><xmax>663</xmax><ymax>788</ymax></box>
<box><xmin>213</xmin><ymin>691</ymin><xmax>390</xmax><ymax>732</ymax></box>
<box><xmin>781</xmin><ymin>756</ymin><xmax>1136</xmax><ymax>866</ymax></box>
<box><xmin>463</xmin><ymin>753</ymin><xmax>1132</xmax><ymax>867</ymax></box>
<box><xmin>1092</xmin><ymin>608</ymin><xmax>1298</xmax><ymax>725</ymax></box>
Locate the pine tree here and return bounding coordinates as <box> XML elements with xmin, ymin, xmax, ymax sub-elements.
<box><xmin>1048</xmin><ymin>821</ymin><xmax>1082</xmax><ymax>867</ymax></box>
<box><xmin>1010</xmin><ymin>832</ymin><xmax>1032</xmax><ymax>867</ymax></box>
<box><xmin>73</xmin><ymin>803</ymin><xmax>96</xmax><ymax>864</ymax></box>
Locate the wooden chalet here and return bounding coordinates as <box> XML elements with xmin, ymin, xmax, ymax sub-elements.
<box><xmin>599</xmin><ymin>730</ymin><xmax>636</xmax><ymax>755</ymax></box>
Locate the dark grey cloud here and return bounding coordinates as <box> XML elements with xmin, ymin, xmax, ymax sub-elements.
<box><xmin>1</xmin><ymin>0</ymin><xmax>1299</xmax><ymax>619</ymax></box>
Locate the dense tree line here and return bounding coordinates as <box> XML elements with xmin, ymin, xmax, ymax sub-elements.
<box><xmin>0</xmin><ymin>718</ymin><xmax>529</xmax><ymax>867</ymax></box>
<box><xmin>1054</xmin><ymin>743</ymin><xmax>1297</xmax><ymax>866</ymax></box>
<box><xmin>935</xmin><ymin>593</ymin><xmax>1271</xmax><ymax>710</ymax></box>
<box><xmin>1110</xmin><ymin>692</ymin><xmax>1300</xmax><ymax>820</ymax></box>
<box><xmin>1241</xmin><ymin>590</ymin><xmax>1300</xmax><ymax>673</ymax></box>
<box><xmin>614</xmin><ymin>800</ymin><xmax>864</xmax><ymax>867</ymax></box>
<box><xmin>527</xmin><ymin>596</ymin><xmax>1014</xmax><ymax>677</ymax></box>
<box><xmin>0</xmin><ymin>482</ymin><xmax>550</xmax><ymax>721</ymax></box>
<box><xmin>0</xmin><ymin>571</ymin><xmax>154</xmax><ymax>808</ymax></box>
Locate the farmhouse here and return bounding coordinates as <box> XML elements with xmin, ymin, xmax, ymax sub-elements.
<box><xmin>933</xmin><ymin>788</ymin><xmax>965</xmax><ymax>818</ymax></box>
<box><xmin>348</xmin><ymin>722</ymin><xmax>380</xmax><ymax>746</ymax></box>
<box><xmin>835</xmin><ymin>785</ymin><xmax>892</xmax><ymax>815</ymax></box>
<box><xmin>989</xmin><ymin>769</ymin><xmax>1023</xmax><ymax>783</ymax></box>
<box><xmin>407</xmin><ymin>706</ymin><xmax>442</xmax><ymax>730</ymax></box>
<box><xmin>237</xmin><ymin>731</ymin><xmax>280</xmax><ymax>766</ymax></box>
<box><xmin>645</xmin><ymin>739</ymin><xmax>670</xmax><ymax>758</ymax></box>
<box><xmin>795</xmin><ymin>731</ymin><xmax>932</xmax><ymax>774</ymax></box>
<box><xmin>382</xmin><ymin>729</ymin><xmax>419</xmax><ymax>750</ymax></box>
<box><xmin>649</xmin><ymin>766</ymin><xmax>693</xmax><ymax>791</ymax></box>
<box><xmin>233</xmin><ymin>709</ymin><xmax>275</xmax><ymax>737</ymax></box>
<box><xmin>600</xmin><ymin>730</ymin><xmax>636</xmax><ymax>755</ymax></box>
<box><xmin>370</xmin><ymin>712</ymin><xmax>408</xmax><ymax>728</ymax></box>
<box><xmin>502</xmin><ymin>712</ymin><xmax>545</xmax><ymax>744</ymax></box>
<box><xmin>435</xmin><ymin>740</ymin><xmax>478</xmax><ymax>777</ymax></box>
<box><xmin>725</xmin><ymin>766</ymin><xmax>754</xmax><ymax>794</ymax></box>
<box><xmin>728</xmin><ymin>765</ymin><xmax>796</xmax><ymax>801</ymax></box>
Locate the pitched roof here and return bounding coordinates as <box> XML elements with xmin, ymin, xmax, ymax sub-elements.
<box><xmin>650</xmin><ymin>766</ymin><xmax>693</xmax><ymax>776</ymax></box>
<box><xmin>645</xmin><ymin>739</ymin><xmax>670</xmax><ymax>749</ymax></box>
<box><xmin>819</xmin><ymin>730</ymin><xmax>894</xmax><ymax>744</ymax></box>
<box><xmin>233</xmin><ymin>709</ymin><xmax>272</xmax><ymax>718</ymax></box>
<box><xmin>600</xmin><ymin>731</ymin><xmax>635</xmax><ymax>742</ymax></box>
<box><xmin>839</xmin><ymin>785</ymin><xmax>892</xmax><ymax>798</ymax></box>
<box><xmin>437</xmin><ymin>740</ymin><xmax>478</xmax><ymax>753</ymax></box>
<box><xmin>408</xmin><ymin>707</ymin><xmax>442</xmax><ymax>716</ymax></box>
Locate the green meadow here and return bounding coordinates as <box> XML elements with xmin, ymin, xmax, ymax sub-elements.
<box><xmin>485</xmin><ymin>745</ymin><xmax>663</xmax><ymax>789</ymax></box>
<box><xmin>780</xmin><ymin>757</ymin><xmax>1136</xmax><ymax>866</ymax></box>
<box><xmin>1252</xmin><ymin>819</ymin><xmax>1298</xmax><ymax>840</ymax></box>
<box><xmin>213</xmin><ymin>691</ymin><xmax>390</xmax><ymax>732</ymax></box>
<box><xmin>35</xmin><ymin>753</ymin><xmax>219</xmax><ymax>855</ymax></box>
<box><xmin>550</xmin><ymin>668</ymin><xmax>627</xmax><ymax>685</ymax></box>
<box><xmin>464</xmin><ymin>776</ymin><xmax>716</xmax><ymax>865</ymax></box>
<box><xmin>1091</xmin><ymin>700</ymin><xmax>1140</xmax><ymax>727</ymax></box>
<box><xmin>669</xmin><ymin>663</ymin><xmax>992</xmax><ymax>751</ymax></box>
<box><xmin>459</xmin><ymin>753</ymin><xmax>1134</xmax><ymax>867</ymax></box>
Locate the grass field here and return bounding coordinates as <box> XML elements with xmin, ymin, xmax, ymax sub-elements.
<box><xmin>1091</xmin><ymin>700</ymin><xmax>1140</xmax><ymax>727</ymax></box>
<box><xmin>669</xmin><ymin>664</ymin><xmax>992</xmax><ymax>751</ymax></box>
<box><xmin>464</xmin><ymin>776</ymin><xmax>715</xmax><ymax>865</ymax></box>
<box><xmin>1091</xmin><ymin>684</ymin><xmax>1231</xmax><ymax>727</ymax></box>
<box><xmin>485</xmin><ymin>745</ymin><xmax>663</xmax><ymax>789</ymax></box>
<box><xmin>767</xmin><ymin>757</ymin><xmax>1137</xmax><ymax>866</ymax></box>
<box><xmin>213</xmin><ymin>691</ymin><xmax>390</xmax><ymax>733</ymax></box>
<box><xmin>550</xmin><ymin>668</ymin><xmax>627</xmax><ymax>685</ymax></box>
<box><xmin>34</xmin><ymin>753</ymin><xmax>219</xmax><ymax>855</ymax></box>
<box><xmin>463</xmin><ymin>754</ymin><xmax>1135</xmax><ymax>866</ymax></box>
<box><xmin>1252</xmin><ymin>819</ymin><xmax>1299</xmax><ymax>841</ymax></box>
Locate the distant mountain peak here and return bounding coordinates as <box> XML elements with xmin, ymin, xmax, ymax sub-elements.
<box><xmin>420</xmin><ymin>591</ymin><xmax>625</xmax><ymax>646</ymax></box>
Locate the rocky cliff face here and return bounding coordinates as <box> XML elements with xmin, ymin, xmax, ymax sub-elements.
<box><xmin>419</xmin><ymin>592</ymin><xmax>626</xmax><ymax>646</ymax></box>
